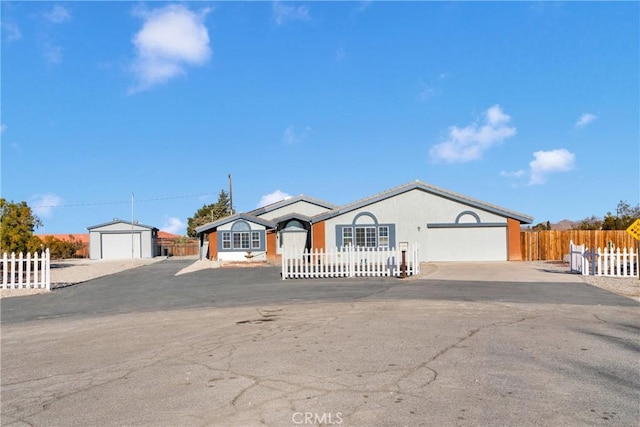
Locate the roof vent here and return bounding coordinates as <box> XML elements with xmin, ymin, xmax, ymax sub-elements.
<box><xmin>113</xmin><ymin>217</ymin><xmax>119</xmax><ymax>221</ymax></box>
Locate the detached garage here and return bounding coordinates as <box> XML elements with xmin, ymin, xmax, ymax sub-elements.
<box><xmin>88</xmin><ymin>219</ymin><xmax>158</xmax><ymax>260</ymax></box>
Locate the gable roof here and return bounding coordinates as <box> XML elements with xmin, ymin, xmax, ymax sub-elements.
<box><xmin>248</xmin><ymin>195</ymin><xmax>337</xmax><ymax>217</ymax></box>
<box><xmin>313</xmin><ymin>180</ymin><xmax>534</xmax><ymax>224</ymax></box>
<box><xmin>195</xmin><ymin>213</ymin><xmax>275</xmax><ymax>234</ymax></box>
<box><xmin>270</xmin><ymin>212</ymin><xmax>314</xmax><ymax>224</ymax></box>
<box><xmin>87</xmin><ymin>219</ymin><xmax>159</xmax><ymax>231</ymax></box>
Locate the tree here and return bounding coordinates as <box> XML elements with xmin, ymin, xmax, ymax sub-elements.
<box><xmin>40</xmin><ymin>235</ymin><xmax>83</xmax><ymax>259</ymax></box>
<box><xmin>601</xmin><ymin>200</ymin><xmax>640</xmax><ymax>230</ymax></box>
<box><xmin>572</xmin><ymin>200</ymin><xmax>639</xmax><ymax>231</ymax></box>
<box><xmin>572</xmin><ymin>215</ymin><xmax>602</xmax><ymax>230</ymax></box>
<box><xmin>0</xmin><ymin>199</ymin><xmax>43</xmax><ymax>254</ymax></box>
<box><xmin>532</xmin><ymin>221</ymin><xmax>551</xmax><ymax>231</ymax></box>
<box><xmin>186</xmin><ymin>190</ymin><xmax>231</xmax><ymax>237</ymax></box>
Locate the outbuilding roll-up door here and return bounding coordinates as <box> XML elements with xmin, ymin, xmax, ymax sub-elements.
<box><xmin>101</xmin><ymin>233</ymin><xmax>141</xmax><ymax>259</ymax></box>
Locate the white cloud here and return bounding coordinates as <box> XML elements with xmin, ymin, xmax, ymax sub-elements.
<box><xmin>2</xmin><ymin>21</ymin><xmax>22</xmax><ymax>42</ymax></box>
<box><xmin>273</xmin><ymin>2</ymin><xmax>310</xmax><ymax>25</ymax></box>
<box><xmin>161</xmin><ymin>216</ymin><xmax>186</xmax><ymax>235</ymax></box>
<box><xmin>418</xmin><ymin>86</ymin><xmax>435</xmax><ymax>101</ymax></box>
<box><xmin>43</xmin><ymin>42</ymin><xmax>63</xmax><ymax>64</ymax></box>
<box><xmin>1</xmin><ymin>124</ymin><xmax>6</xmax><ymax>133</ymax></box>
<box><xmin>575</xmin><ymin>113</ymin><xmax>597</xmax><ymax>128</ymax></box>
<box><xmin>43</xmin><ymin>5</ymin><xmax>71</xmax><ymax>24</ymax></box>
<box><xmin>500</xmin><ymin>148</ymin><xmax>576</xmax><ymax>186</ymax></box>
<box><xmin>129</xmin><ymin>4</ymin><xmax>211</xmax><ymax>93</ymax></box>
<box><xmin>257</xmin><ymin>190</ymin><xmax>292</xmax><ymax>208</ymax></box>
<box><xmin>528</xmin><ymin>148</ymin><xmax>575</xmax><ymax>185</ymax></box>
<box><xmin>499</xmin><ymin>169</ymin><xmax>526</xmax><ymax>178</ymax></box>
<box><xmin>283</xmin><ymin>125</ymin><xmax>311</xmax><ymax>144</ymax></box>
<box><xmin>30</xmin><ymin>194</ymin><xmax>63</xmax><ymax>218</ymax></box>
<box><xmin>429</xmin><ymin>105</ymin><xmax>517</xmax><ymax>163</ymax></box>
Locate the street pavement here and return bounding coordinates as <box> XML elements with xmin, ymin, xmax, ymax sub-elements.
<box><xmin>1</xmin><ymin>260</ymin><xmax>638</xmax><ymax>426</ymax></box>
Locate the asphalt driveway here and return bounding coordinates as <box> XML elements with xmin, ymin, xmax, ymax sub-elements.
<box><xmin>1</xmin><ymin>259</ymin><xmax>637</xmax><ymax>324</ymax></box>
<box><xmin>2</xmin><ymin>260</ymin><xmax>639</xmax><ymax>426</ymax></box>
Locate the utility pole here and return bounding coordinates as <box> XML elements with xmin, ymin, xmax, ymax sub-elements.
<box><xmin>228</xmin><ymin>174</ymin><xmax>233</xmax><ymax>215</ymax></box>
<box><xmin>131</xmin><ymin>192</ymin><xmax>135</xmax><ymax>261</ymax></box>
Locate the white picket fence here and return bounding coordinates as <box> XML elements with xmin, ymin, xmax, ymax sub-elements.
<box><xmin>569</xmin><ymin>240</ymin><xmax>585</xmax><ymax>273</ymax></box>
<box><xmin>1</xmin><ymin>249</ymin><xmax>51</xmax><ymax>290</ymax></box>
<box><xmin>579</xmin><ymin>246</ymin><xmax>638</xmax><ymax>277</ymax></box>
<box><xmin>282</xmin><ymin>245</ymin><xmax>420</xmax><ymax>280</ymax></box>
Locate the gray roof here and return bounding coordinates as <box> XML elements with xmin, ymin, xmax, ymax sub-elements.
<box><xmin>87</xmin><ymin>219</ymin><xmax>159</xmax><ymax>231</ymax></box>
<box><xmin>312</xmin><ymin>180</ymin><xmax>534</xmax><ymax>224</ymax></box>
<box><xmin>248</xmin><ymin>195</ymin><xmax>337</xmax><ymax>217</ymax></box>
<box><xmin>270</xmin><ymin>212</ymin><xmax>313</xmax><ymax>225</ymax></box>
<box><xmin>195</xmin><ymin>213</ymin><xmax>275</xmax><ymax>234</ymax></box>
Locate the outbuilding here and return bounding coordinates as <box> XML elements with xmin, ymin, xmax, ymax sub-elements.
<box><xmin>87</xmin><ymin>219</ymin><xmax>158</xmax><ymax>260</ymax></box>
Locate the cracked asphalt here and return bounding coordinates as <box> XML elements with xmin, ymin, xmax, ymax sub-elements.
<box><xmin>1</xmin><ymin>260</ymin><xmax>639</xmax><ymax>426</ymax></box>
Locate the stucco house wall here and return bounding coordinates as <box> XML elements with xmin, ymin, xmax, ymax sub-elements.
<box><xmin>321</xmin><ymin>188</ymin><xmax>508</xmax><ymax>262</ymax></box>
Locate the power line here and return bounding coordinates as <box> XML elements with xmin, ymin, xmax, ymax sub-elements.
<box><xmin>31</xmin><ymin>193</ymin><xmax>216</xmax><ymax>208</ymax></box>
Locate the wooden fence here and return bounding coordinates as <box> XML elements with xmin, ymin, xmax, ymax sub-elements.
<box><xmin>1</xmin><ymin>250</ymin><xmax>51</xmax><ymax>290</ymax></box>
<box><xmin>282</xmin><ymin>245</ymin><xmax>420</xmax><ymax>280</ymax></box>
<box><xmin>156</xmin><ymin>240</ymin><xmax>199</xmax><ymax>257</ymax></box>
<box><xmin>521</xmin><ymin>230</ymin><xmax>637</xmax><ymax>261</ymax></box>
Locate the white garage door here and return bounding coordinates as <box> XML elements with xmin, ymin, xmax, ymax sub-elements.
<box><xmin>427</xmin><ymin>227</ymin><xmax>507</xmax><ymax>261</ymax></box>
<box><xmin>101</xmin><ymin>233</ymin><xmax>141</xmax><ymax>259</ymax></box>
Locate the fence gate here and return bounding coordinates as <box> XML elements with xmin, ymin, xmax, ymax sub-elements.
<box><xmin>569</xmin><ymin>240</ymin><xmax>584</xmax><ymax>273</ymax></box>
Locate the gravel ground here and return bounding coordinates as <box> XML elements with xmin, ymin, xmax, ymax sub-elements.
<box><xmin>2</xmin><ymin>259</ymin><xmax>638</xmax><ymax>302</ymax></box>
<box><xmin>529</xmin><ymin>261</ymin><xmax>640</xmax><ymax>302</ymax></box>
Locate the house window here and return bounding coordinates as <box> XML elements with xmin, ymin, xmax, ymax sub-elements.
<box><xmin>336</xmin><ymin>219</ymin><xmax>395</xmax><ymax>249</ymax></box>
<box><xmin>232</xmin><ymin>232</ymin><xmax>250</xmax><ymax>249</ymax></box>
<box><xmin>342</xmin><ymin>227</ymin><xmax>353</xmax><ymax>246</ymax></box>
<box><xmin>378</xmin><ymin>226</ymin><xmax>389</xmax><ymax>247</ymax></box>
<box><xmin>251</xmin><ymin>231</ymin><xmax>260</xmax><ymax>249</ymax></box>
<box><xmin>355</xmin><ymin>226</ymin><xmax>376</xmax><ymax>247</ymax></box>
<box><xmin>222</xmin><ymin>232</ymin><xmax>231</xmax><ymax>249</ymax></box>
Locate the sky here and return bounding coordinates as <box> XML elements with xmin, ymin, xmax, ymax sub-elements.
<box><xmin>1</xmin><ymin>1</ymin><xmax>638</xmax><ymax>235</ymax></box>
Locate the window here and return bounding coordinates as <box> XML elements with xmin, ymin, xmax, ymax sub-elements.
<box><xmin>342</xmin><ymin>227</ymin><xmax>353</xmax><ymax>246</ymax></box>
<box><xmin>222</xmin><ymin>232</ymin><xmax>231</xmax><ymax>249</ymax></box>
<box><xmin>233</xmin><ymin>232</ymin><xmax>250</xmax><ymax>249</ymax></box>
<box><xmin>220</xmin><ymin>220</ymin><xmax>266</xmax><ymax>252</ymax></box>
<box><xmin>378</xmin><ymin>226</ymin><xmax>389</xmax><ymax>247</ymax></box>
<box><xmin>354</xmin><ymin>226</ymin><xmax>376</xmax><ymax>247</ymax></box>
<box><xmin>336</xmin><ymin>219</ymin><xmax>395</xmax><ymax>249</ymax></box>
<box><xmin>251</xmin><ymin>231</ymin><xmax>260</xmax><ymax>249</ymax></box>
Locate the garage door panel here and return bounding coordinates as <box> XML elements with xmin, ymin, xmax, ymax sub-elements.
<box><xmin>427</xmin><ymin>228</ymin><xmax>506</xmax><ymax>261</ymax></box>
<box><xmin>101</xmin><ymin>233</ymin><xmax>141</xmax><ymax>259</ymax></box>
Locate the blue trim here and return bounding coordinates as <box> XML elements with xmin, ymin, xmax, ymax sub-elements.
<box><xmin>455</xmin><ymin>210</ymin><xmax>481</xmax><ymax>224</ymax></box>
<box><xmin>352</xmin><ymin>212</ymin><xmax>378</xmax><ymax>225</ymax></box>
<box><xmin>218</xmin><ymin>228</ymin><xmax>266</xmax><ymax>252</ymax></box>
<box><xmin>336</xmin><ymin>224</ymin><xmax>396</xmax><ymax>248</ymax></box>
<box><xmin>427</xmin><ymin>223</ymin><xmax>506</xmax><ymax>229</ymax></box>
<box><xmin>428</xmin><ymin>210</ymin><xmax>506</xmax><ymax>229</ymax></box>
<box><xmin>231</xmin><ymin>220</ymin><xmax>251</xmax><ymax>232</ymax></box>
